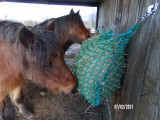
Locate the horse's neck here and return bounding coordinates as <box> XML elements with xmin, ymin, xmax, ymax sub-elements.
<box><xmin>54</xmin><ymin>33</ymin><xmax>71</xmax><ymax>52</ymax></box>
<box><xmin>55</xmin><ymin>19</ymin><xmax>73</xmax><ymax>52</ymax></box>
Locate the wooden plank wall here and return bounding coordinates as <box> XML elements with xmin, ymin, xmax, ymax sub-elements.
<box><xmin>98</xmin><ymin>0</ymin><xmax>160</xmax><ymax>120</ymax></box>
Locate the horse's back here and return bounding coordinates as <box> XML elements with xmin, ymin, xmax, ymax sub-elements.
<box><xmin>0</xmin><ymin>21</ymin><xmax>24</xmax><ymax>43</ymax></box>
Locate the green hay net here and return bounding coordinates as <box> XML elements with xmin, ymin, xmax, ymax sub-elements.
<box><xmin>74</xmin><ymin>24</ymin><xmax>140</xmax><ymax>106</ymax></box>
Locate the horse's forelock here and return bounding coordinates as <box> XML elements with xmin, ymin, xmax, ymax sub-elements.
<box><xmin>32</xmin><ymin>29</ymin><xmax>62</xmax><ymax>68</ymax></box>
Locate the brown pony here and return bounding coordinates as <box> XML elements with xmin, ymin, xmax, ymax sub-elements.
<box><xmin>33</xmin><ymin>9</ymin><xmax>90</xmax><ymax>52</ymax></box>
<box><xmin>0</xmin><ymin>21</ymin><xmax>77</xmax><ymax>119</ymax></box>
<box><xmin>33</xmin><ymin>9</ymin><xmax>90</xmax><ymax>94</ymax></box>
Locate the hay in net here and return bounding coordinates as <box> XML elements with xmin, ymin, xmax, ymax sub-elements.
<box><xmin>74</xmin><ymin>24</ymin><xmax>139</xmax><ymax>106</ymax></box>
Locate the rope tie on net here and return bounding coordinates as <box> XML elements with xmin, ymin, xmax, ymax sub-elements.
<box><xmin>73</xmin><ymin>2</ymin><xmax>159</xmax><ymax>106</ymax></box>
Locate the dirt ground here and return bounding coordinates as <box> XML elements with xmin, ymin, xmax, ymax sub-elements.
<box><xmin>3</xmin><ymin>56</ymin><xmax>108</xmax><ymax>120</ymax></box>
<box><xmin>4</xmin><ymin>82</ymin><xmax>107</xmax><ymax>120</ymax></box>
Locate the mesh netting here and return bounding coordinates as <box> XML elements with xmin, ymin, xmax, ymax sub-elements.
<box><xmin>74</xmin><ymin>24</ymin><xmax>139</xmax><ymax>106</ymax></box>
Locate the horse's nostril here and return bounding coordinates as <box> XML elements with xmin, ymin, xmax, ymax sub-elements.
<box><xmin>71</xmin><ymin>88</ymin><xmax>77</xmax><ymax>94</ymax></box>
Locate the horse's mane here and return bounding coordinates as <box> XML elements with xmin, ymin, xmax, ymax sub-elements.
<box><xmin>32</xmin><ymin>12</ymin><xmax>84</xmax><ymax>55</ymax></box>
<box><xmin>34</xmin><ymin>12</ymin><xmax>83</xmax><ymax>36</ymax></box>
<box><xmin>0</xmin><ymin>21</ymin><xmax>62</xmax><ymax>69</ymax></box>
<box><xmin>32</xmin><ymin>27</ymin><xmax>62</xmax><ymax>68</ymax></box>
<box><xmin>0</xmin><ymin>21</ymin><xmax>24</xmax><ymax>43</ymax></box>
<box><xmin>33</xmin><ymin>18</ymin><xmax>54</xmax><ymax>29</ymax></box>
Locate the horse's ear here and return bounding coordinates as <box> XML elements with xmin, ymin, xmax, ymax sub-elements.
<box><xmin>76</xmin><ymin>10</ymin><xmax>80</xmax><ymax>15</ymax></box>
<box><xmin>45</xmin><ymin>19</ymin><xmax>55</xmax><ymax>31</ymax></box>
<box><xmin>19</xmin><ymin>27</ymin><xmax>34</xmax><ymax>48</ymax></box>
<box><xmin>70</xmin><ymin>8</ymin><xmax>75</xmax><ymax>14</ymax></box>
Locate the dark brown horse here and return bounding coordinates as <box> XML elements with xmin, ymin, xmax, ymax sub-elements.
<box><xmin>0</xmin><ymin>21</ymin><xmax>77</xmax><ymax>119</ymax></box>
<box><xmin>33</xmin><ymin>9</ymin><xmax>90</xmax><ymax>94</ymax></box>
<box><xmin>33</xmin><ymin>9</ymin><xmax>90</xmax><ymax>52</ymax></box>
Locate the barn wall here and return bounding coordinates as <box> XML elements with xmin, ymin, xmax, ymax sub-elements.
<box><xmin>98</xmin><ymin>0</ymin><xmax>160</xmax><ymax>120</ymax></box>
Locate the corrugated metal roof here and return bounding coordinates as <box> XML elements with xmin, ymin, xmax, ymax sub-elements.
<box><xmin>1</xmin><ymin>0</ymin><xmax>101</xmax><ymax>6</ymax></box>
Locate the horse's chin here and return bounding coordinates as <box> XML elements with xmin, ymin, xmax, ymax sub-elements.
<box><xmin>45</xmin><ymin>82</ymin><xmax>72</xmax><ymax>95</ymax></box>
<box><xmin>52</xmin><ymin>89</ymin><xmax>71</xmax><ymax>95</ymax></box>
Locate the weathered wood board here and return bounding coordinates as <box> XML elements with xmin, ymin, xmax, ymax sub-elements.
<box><xmin>98</xmin><ymin>0</ymin><xmax>160</xmax><ymax>120</ymax></box>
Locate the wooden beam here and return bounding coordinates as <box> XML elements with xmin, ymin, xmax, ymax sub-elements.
<box><xmin>1</xmin><ymin>0</ymin><xmax>100</xmax><ymax>6</ymax></box>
